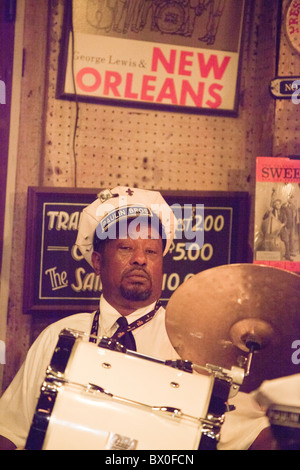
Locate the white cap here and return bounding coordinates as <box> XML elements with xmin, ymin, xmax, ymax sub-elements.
<box><xmin>75</xmin><ymin>186</ymin><xmax>177</xmax><ymax>266</ymax></box>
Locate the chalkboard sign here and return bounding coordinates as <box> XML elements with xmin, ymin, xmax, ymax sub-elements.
<box><xmin>23</xmin><ymin>187</ymin><xmax>249</xmax><ymax>315</ymax></box>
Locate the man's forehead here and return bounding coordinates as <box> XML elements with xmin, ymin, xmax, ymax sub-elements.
<box><xmin>127</xmin><ymin>219</ymin><xmax>161</xmax><ymax>239</ymax></box>
<box><xmin>104</xmin><ymin>229</ymin><xmax>163</xmax><ymax>254</ymax></box>
<box><xmin>108</xmin><ymin>223</ymin><xmax>162</xmax><ymax>242</ymax></box>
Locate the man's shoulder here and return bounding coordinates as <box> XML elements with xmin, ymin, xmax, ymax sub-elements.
<box><xmin>41</xmin><ymin>312</ymin><xmax>95</xmax><ymax>339</ymax></box>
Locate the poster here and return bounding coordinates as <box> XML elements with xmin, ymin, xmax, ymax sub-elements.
<box><xmin>254</xmin><ymin>156</ymin><xmax>300</xmax><ymax>273</ymax></box>
<box><xmin>57</xmin><ymin>0</ymin><xmax>245</xmax><ymax>115</ymax></box>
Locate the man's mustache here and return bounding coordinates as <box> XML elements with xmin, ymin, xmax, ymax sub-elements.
<box><xmin>122</xmin><ymin>267</ymin><xmax>151</xmax><ymax>280</ymax></box>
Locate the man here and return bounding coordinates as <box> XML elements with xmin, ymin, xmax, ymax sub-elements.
<box><xmin>281</xmin><ymin>194</ymin><xmax>298</xmax><ymax>258</ymax></box>
<box><xmin>0</xmin><ymin>186</ymin><xmax>271</xmax><ymax>450</ymax></box>
<box><xmin>198</xmin><ymin>0</ymin><xmax>225</xmax><ymax>45</ymax></box>
<box><xmin>262</xmin><ymin>199</ymin><xmax>292</xmax><ymax>260</ymax></box>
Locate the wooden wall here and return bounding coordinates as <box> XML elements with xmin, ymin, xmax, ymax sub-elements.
<box><xmin>2</xmin><ymin>0</ymin><xmax>299</xmax><ymax>392</ymax></box>
<box><xmin>274</xmin><ymin>0</ymin><xmax>300</xmax><ymax>156</ymax></box>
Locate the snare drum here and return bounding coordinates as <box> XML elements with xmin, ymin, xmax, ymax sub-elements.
<box><xmin>26</xmin><ymin>329</ymin><xmax>231</xmax><ymax>450</ymax></box>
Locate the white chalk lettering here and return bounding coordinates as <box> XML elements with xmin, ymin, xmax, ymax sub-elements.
<box><xmin>45</xmin><ymin>267</ymin><xmax>68</xmax><ymax>290</ymax></box>
<box><xmin>47</xmin><ymin>211</ymin><xmax>80</xmax><ymax>230</ymax></box>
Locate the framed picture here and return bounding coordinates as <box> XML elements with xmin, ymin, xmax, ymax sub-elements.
<box><xmin>254</xmin><ymin>156</ymin><xmax>300</xmax><ymax>274</ymax></box>
<box><xmin>23</xmin><ymin>187</ymin><xmax>249</xmax><ymax>315</ymax></box>
<box><xmin>56</xmin><ymin>0</ymin><xmax>246</xmax><ymax>116</ymax></box>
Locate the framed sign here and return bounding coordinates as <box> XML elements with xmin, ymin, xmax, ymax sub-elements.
<box><xmin>23</xmin><ymin>187</ymin><xmax>249</xmax><ymax>315</ymax></box>
<box><xmin>57</xmin><ymin>0</ymin><xmax>246</xmax><ymax>116</ymax></box>
<box><xmin>286</xmin><ymin>0</ymin><xmax>300</xmax><ymax>55</ymax></box>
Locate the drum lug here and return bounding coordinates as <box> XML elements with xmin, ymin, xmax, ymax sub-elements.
<box><xmin>46</xmin><ymin>365</ymin><xmax>65</xmax><ymax>381</ymax></box>
<box><xmin>206</xmin><ymin>413</ymin><xmax>225</xmax><ymax>427</ymax></box>
<box><xmin>42</xmin><ymin>378</ymin><xmax>62</xmax><ymax>394</ymax></box>
<box><xmin>98</xmin><ymin>336</ymin><xmax>126</xmax><ymax>353</ymax></box>
<box><xmin>201</xmin><ymin>413</ymin><xmax>225</xmax><ymax>443</ymax></box>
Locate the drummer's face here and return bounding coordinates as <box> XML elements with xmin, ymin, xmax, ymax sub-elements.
<box><xmin>92</xmin><ymin>224</ymin><xmax>163</xmax><ymax>312</ymax></box>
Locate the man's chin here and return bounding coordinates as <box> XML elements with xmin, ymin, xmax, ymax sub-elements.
<box><xmin>120</xmin><ymin>285</ymin><xmax>152</xmax><ymax>302</ymax></box>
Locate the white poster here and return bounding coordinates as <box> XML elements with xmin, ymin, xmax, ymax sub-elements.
<box><xmin>58</xmin><ymin>0</ymin><xmax>245</xmax><ymax>115</ymax></box>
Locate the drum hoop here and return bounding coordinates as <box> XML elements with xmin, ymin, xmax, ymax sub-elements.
<box><xmin>198</xmin><ymin>374</ymin><xmax>232</xmax><ymax>449</ymax></box>
<box><xmin>49</xmin><ymin>328</ymin><xmax>78</xmax><ymax>376</ymax></box>
<box><xmin>25</xmin><ymin>329</ymin><xmax>78</xmax><ymax>450</ymax></box>
<box><xmin>25</xmin><ymin>383</ymin><xmax>58</xmax><ymax>450</ymax></box>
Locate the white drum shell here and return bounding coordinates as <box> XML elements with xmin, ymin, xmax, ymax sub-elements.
<box><xmin>42</xmin><ymin>338</ymin><xmax>214</xmax><ymax>450</ymax></box>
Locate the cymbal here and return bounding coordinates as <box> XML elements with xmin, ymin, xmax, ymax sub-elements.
<box><xmin>165</xmin><ymin>264</ymin><xmax>300</xmax><ymax>392</ymax></box>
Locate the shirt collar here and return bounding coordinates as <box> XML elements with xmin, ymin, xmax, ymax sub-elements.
<box><xmin>99</xmin><ymin>295</ymin><xmax>157</xmax><ymax>335</ymax></box>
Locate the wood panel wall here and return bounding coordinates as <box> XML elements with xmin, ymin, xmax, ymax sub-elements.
<box><xmin>274</xmin><ymin>0</ymin><xmax>300</xmax><ymax>156</ymax></box>
<box><xmin>2</xmin><ymin>0</ymin><xmax>299</xmax><ymax>392</ymax></box>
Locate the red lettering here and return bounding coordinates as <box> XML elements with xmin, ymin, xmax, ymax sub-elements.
<box><xmin>75</xmin><ymin>64</ymin><xmax>228</xmax><ymax>110</ymax></box>
<box><xmin>178</xmin><ymin>51</ymin><xmax>193</xmax><ymax>76</ymax></box>
<box><xmin>289</xmin><ymin>25</ymin><xmax>299</xmax><ymax>34</ymax></box>
<box><xmin>289</xmin><ymin>17</ymin><xmax>298</xmax><ymax>25</ymax></box>
<box><xmin>197</xmin><ymin>53</ymin><xmax>231</xmax><ymax>79</ymax></box>
<box><xmin>103</xmin><ymin>71</ymin><xmax>122</xmax><ymax>96</ymax></box>
<box><xmin>206</xmin><ymin>83</ymin><xmax>223</xmax><ymax>108</ymax></box>
<box><xmin>180</xmin><ymin>80</ymin><xmax>204</xmax><ymax>106</ymax></box>
<box><xmin>290</xmin><ymin>8</ymin><xmax>300</xmax><ymax>16</ymax></box>
<box><xmin>271</xmin><ymin>168</ymin><xmax>284</xmax><ymax>178</ymax></box>
<box><xmin>76</xmin><ymin>67</ymin><xmax>101</xmax><ymax>92</ymax></box>
<box><xmin>156</xmin><ymin>78</ymin><xmax>177</xmax><ymax>104</ymax></box>
<box><xmin>151</xmin><ymin>47</ymin><xmax>176</xmax><ymax>74</ymax></box>
<box><xmin>141</xmin><ymin>75</ymin><xmax>156</xmax><ymax>101</ymax></box>
<box><xmin>124</xmin><ymin>73</ymin><xmax>138</xmax><ymax>99</ymax></box>
<box><xmin>285</xmin><ymin>168</ymin><xmax>293</xmax><ymax>178</ymax></box>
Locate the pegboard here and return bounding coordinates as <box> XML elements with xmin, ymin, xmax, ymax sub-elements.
<box><xmin>1</xmin><ymin>0</ymin><xmax>287</xmax><ymax>393</ymax></box>
<box><xmin>273</xmin><ymin>0</ymin><xmax>300</xmax><ymax>157</ymax></box>
<box><xmin>42</xmin><ymin>0</ymin><xmax>278</xmax><ymax>195</ymax></box>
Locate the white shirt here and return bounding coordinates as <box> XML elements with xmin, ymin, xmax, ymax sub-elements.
<box><xmin>0</xmin><ymin>298</ymin><xmax>178</xmax><ymax>449</ymax></box>
<box><xmin>97</xmin><ymin>297</ymin><xmax>179</xmax><ymax>359</ymax></box>
<box><xmin>0</xmin><ymin>297</ymin><xmax>269</xmax><ymax>450</ymax></box>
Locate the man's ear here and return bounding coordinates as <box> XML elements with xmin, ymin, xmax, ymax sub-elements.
<box><xmin>91</xmin><ymin>251</ymin><xmax>101</xmax><ymax>275</ymax></box>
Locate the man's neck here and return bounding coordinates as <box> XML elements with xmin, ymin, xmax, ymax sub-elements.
<box><xmin>102</xmin><ymin>294</ymin><xmax>156</xmax><ymax>316</ymax></box>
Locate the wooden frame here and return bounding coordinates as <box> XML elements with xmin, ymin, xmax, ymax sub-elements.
<box><xmin>23</xmin><ymin>187</ymin><xmax>249</xmax><ymax>315</ymax></box>
<box><xmin>57</xmin><ymin>0</ymin><xmax>246</xmax><ymax>116</ymax></box>
<box><xmin>0</xmin><ymin>4</ymin><xmax>15</xmax><ymax>271</ymax></box>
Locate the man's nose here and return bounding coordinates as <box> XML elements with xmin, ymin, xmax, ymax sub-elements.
<box><xmin>130</xmin><ymin>247</ymin><xmax>147</xmax><ymax>265</ymax></box>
